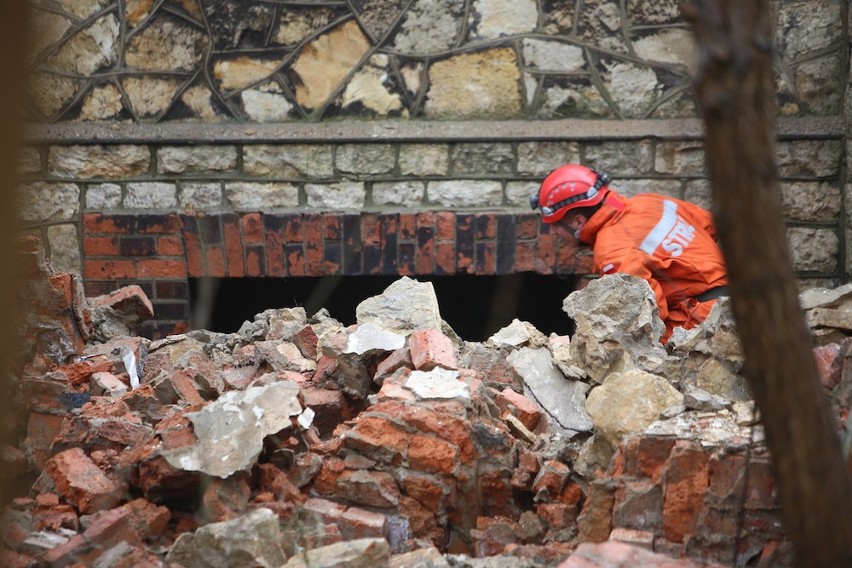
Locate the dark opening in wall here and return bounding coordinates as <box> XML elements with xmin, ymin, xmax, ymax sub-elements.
<box><xmin>189</xmin><ymin>274</ymin><xmax>579</xmax><ymax>342</ymax></box>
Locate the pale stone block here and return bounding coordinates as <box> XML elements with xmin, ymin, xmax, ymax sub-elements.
<box><xmin>683</xmin><ymin>179</ymin><xmax>713</xmax><ymax>210</ymax></box>
<box><xmin>243</xmin><ymin>145</ymin><xmax>333</xmax><ymax>178</ymax></box>
<box><xmin>80</xmin><ymin>84</ymin><xmax>124</xmax><ymax>121</ymax></box>
<box><xmin>44</xmin><ymin>14</ymin><xmax>118</xmax><ymax>75</ymax></box>
<box><xmin>18</xmin><ymin>148</ymin><xmax>42</xmax><ymax>174</ymax></box>
<box><xmin>398</xmin><ymin>144</ymin><xmax>449</xmax><ymax>176</ymax></box>
<box><xmin>585</xmin><ymin>140</ymin><xmax>655</xmax><ymax>175</ymax></box>
<box><xmin>30</xmin><ymin>73</ymin><xmax>79</xmax><ymax>118</ymax></box>
<box><xmin>123</xmin><ymin>76</ymin><xmax>182</xmax><ymax>118</ymax></box>
<box><xmin>426</xmin><ymin>180</ymin><xmax>503</xmax><ymax>207</ymax></box>
<box><xmin>305</xmin><ymin>182</ymin><xmax>365</xmax><ymax>209</ymax></box>
<box><xmin>794</xmin><ymin>54</ymin><xmax>843</xmax><ymax>115</ymax></box>
<box><xmin>632</xmin><ymin>28</ymin><xmax>695</xmax><ymax>71</ymax></box>
<box><xmin>336</xmin><ymin>144</ymin><xmax>395</xmax><ymax>175</ymax></box>
<box><xmin>604</xmin><ymin>62</ymin><xmax>661</xmax><ymax>118</ymax></box>
<box><xmin>18</xmin><ymin>182</ymin><xmax>80</xmax><ymax>222</ymax></box>
<box><xmin>125</xmin><ymin>16</ymin><xmax>207</xmax><ymax>72</ymax></box>
<box><xmin>776</xmin><ymin>140</ymin><xmax>842</xmax><ymax>178</ymax></box>
<box><xmin>612</xmin><ymin>179</ymin><xmax>682</xmax><ymax>199</ymax></box>
<box><xmin>181</xmin><ymin>183</ymin><xmax>223</xmax><ymax>210</ymax></box>
<box><xmin>450</xmin><ymin>143</ymin><xmax>513</xmax><ymax>175</ymax></box>
<box><xmin>86</xmin><ymin>183</ymin><xmax>122</xmax><ymax>210</ymax></box>
<box><xmin>372</xmin><ymin>181</ymin><xmax>425</xmax><ymax>206</ymax></box>
<box><xmin>506</xmin><ymin>181</ymin><xmax>540</xmax><ymax>208</ymax></box>
<box><xmin>390</xmin><ymin>0</ymin><xmax>463</xmax><ymax>54</ymax></box>
<box><xmin>425</xmin><ymin>48</ymin><xmax>522</xmax><ymax>119</ymax></box>
<box><xmin>125</xmin><ymin>182</ymin><xmax>177</xmax><ymax>209</ymax></box>
<box><xmin>472</xmin><ymin>0</ymin><xmax>537</xmax><ymax>38</ymax></box>
<box><xmin>522</xmin><ymin>38</ymin><xmax>584</xmax><ymax>72</ymax></box>
<box><xmin>655</xmin><ymin>141</ymin><xmax>705</xmax><ymax>175</ymax></box>
<box><xmin>781</xmin><ymin>181</ymin><xmax>841</xmax><ymax>222</ymax></box>
<box><xmin>517</xmin><ymin>141</ymin><xmax>580</xmax><ymax>176</ymax></box>
<box><xmin>776</xmin><ymin>0</ymin><xmax>843</xmax><ymax>60</ymax></box>
<box><xmin>47</xmin><ymin>224</ymin><xmax>81</xmax><ymax>274</ymax></box>
<box><xmin>241</xmin><ymin>89</ymin><xmax>293</xmax><ymax>122</ymax></box>
<box><xmin>788</xmin><ymin>227</ymin><xmax>838</xmax><ymax>273</ymax></box>
<box><xmin>225</xmin><ymin>182</ymin><xmax>299</xmax><ymax>210</ymax></box>
<box><xmin>157</xmin><ymin>146</ymin><xmax>238</xmax><ymax>174</ymax></box>
<box><xmin>48</xmin><ymin>145</ymin><xmax>150</xmax><ymax>179</ymax></box>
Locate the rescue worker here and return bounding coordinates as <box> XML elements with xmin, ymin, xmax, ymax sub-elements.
<box><xmin>531</xmin><ymin>164</ymin><xmax>728</xmax><ymax>342</ymax></box>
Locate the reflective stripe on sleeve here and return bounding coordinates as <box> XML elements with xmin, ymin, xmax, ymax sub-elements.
<box><xmin>640</xmin><ymin>200</ymin><xmax>678</xmax><ymax>255</ymax></box>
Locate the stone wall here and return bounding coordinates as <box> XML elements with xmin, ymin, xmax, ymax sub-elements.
<box><xmin>18</xmin><ymin>0</ymin><xmax>849</xmax><ymax>336</ymax></box>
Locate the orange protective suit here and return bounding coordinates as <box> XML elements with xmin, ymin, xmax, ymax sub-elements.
<box><xmin>577</xmin><ymin>191</ymin><xmax>728</xmax><ymax>342</ymax></box>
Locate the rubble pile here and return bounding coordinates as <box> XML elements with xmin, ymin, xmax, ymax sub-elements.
<box><xmin>5</xmin><ymin>243</ymin><xmax>852</xmax><ymax>567</ymax></box>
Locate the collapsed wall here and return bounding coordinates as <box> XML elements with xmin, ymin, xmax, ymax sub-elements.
<box><xmin>6</xmin><ymin>240</ymin><xmax>852</xmax><ymax>567</ymax></box>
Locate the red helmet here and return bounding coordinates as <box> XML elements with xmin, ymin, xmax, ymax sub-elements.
<box><xmin>530</xmin><ymin>164</ymin><xmax>611</xmax><ymax>223</ymax></box>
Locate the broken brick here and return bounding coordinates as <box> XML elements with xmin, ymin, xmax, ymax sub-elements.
<box><xmin>408</xmin><ymin>329</ymin><xmax>457</xmax><ymax>371</ymax></box>
<box><xmin>495</xmin><ymin>388</ymin><xmax>541</xmax><ymax>431</ymax></box>
<box><xmin>42</xmin><ymin>448</ymin><xmax>125</xmax><ymax>515</ymax></box>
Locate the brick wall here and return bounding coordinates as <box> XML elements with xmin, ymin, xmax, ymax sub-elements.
<box><xmin>19</xmin><ymin>0</ymin><xmax>851</xmax><ymax>337</ymax></box>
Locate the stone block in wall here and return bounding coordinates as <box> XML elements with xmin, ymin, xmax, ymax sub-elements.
<box><xmin>631</xmin><ymin>29</ymin><xmax>695</xmax><ymax>71</ymax></box>
<box><xmin>225</xmin><ymin>183</ymin><xmax>299</xmax><ymax>210</ymax></box>
<box><xmin>18</xmin><ymin>147</ymin><xmax>42</xmax><ymax>174</ymax></box>
<box><xmin>372</xmin><ymin>181</ymin><xmax>425</xmax><ymax>207</ymax></box>
<box><xmin>517</xmin><ymin>141</ymin><xmax>580</xmax><ymax>176</ymax></box>
<box><xmin>126</xmin><ymin>182</ymin><xmax>178</xmax><ymax>209</ymax></box>
<box><xmin>243</xmin><ymin>145</ymin><xmax>334</xmax><ymax>178</ymax></box>
<box><xmin>794</xmin><ymin>54</ymin><xmax>843</xmax><ymax>115</ymax></box>
<box><xmin>157</xmin><ymin>146</ymin><xmax>238</xmax><ymax>174</ymax></box>
<box><xmin>683</xmin><ymin>179</ymin><xmax>712</xmax><ymax>210</ymax></box>
<box><xmin>241</xmin><ymin>89</ymin><xmax>295</xmax><ymax>122</ymax></box>
<box><xmin>776</xmin><ymin>139</ymin><xmax>842</xmax><ymax>178</ymax></box>
<box><xmin>125</xmin><ymin>14</ymin><xmax>208</xmax><ymax>72</ymax></box>
<box><xmin>123</xmin><ymin>76</ymin><xmax>184</xmax><ymax>118</ymax></box>
<box><xmin>788</xmin><ymin>227</ymin><xmax>839</xmax><ymax>273</ymax></box>
<box><xmin>506</xmin><ymin>181</ymin><xmax>539</xmax><ymax>208</ymax></box>
<box><xmin>336</xmin><ymin>144</ymin><xmax>396</xmax><ymax>175</ymax></box>
<box><xmin>48</xmin><ymin>145</ymin><xmax>150</xmax><ymax>179</ymax></box>
<box><xmin>85</xmin><ymin>183</ymin><xmax>122</xmax><ymax>210</ymax></box>
<box><xmin>44</xmin><ymin>14</ymin><xmax>119</xmax><ymax>76</ymax></box>
<box><xmin>424</xmin><ymin>48</ymin><xmax>522</xmax><ymax>119</ymax></box>
<box><xmin>780</xmin><ymin>181</ymin><xmax>841</xmax><ymax>222</ymax></box>
<box><xmin>654</xmin><ymin>142</ymin><xmax>705</xmax><ymax>175</ymax></box>
<box><xmin>80</xmin><ymin>84</ymin><xmax>124</xmax><ymax>121</ymax></box>
<box><xmin>584</xmin><ymin>140</ymin><xmax>655</xmax><ymax>175</ymax></box>
<box><xmin>306</xmin><ymin>182</ymin><xmax>366</xmax><ymax>209</ymax></box>
<box><xmin>600</xmin><ymin>62</ymin><xmax>663</xmax><ymax>118</ymax></box>
<box><xmin>450</xmin><ymin>143</ymin><xmax>513</xmax><ymax>175</ymax></box>
<box><xmin>18</xmin><ymin>182</ymin><xmax>80</xmax><ymax>222</ymax></box>
<box><xmin>611</xmin><ymin>179</ymin><xmax>681</xmax><ymax>199</ymax></box>
<box><xmin>471</xmin><ymin>0</ymin><xmax>537</xmax><ymax>39</ymax></box>
<box><xmin>522</xmin><ymin>39</ymin><xmax>585</xmax><ymax>73</ymax></box>
<box><xmin>181</xmin><ymin>183</ymin><xmax>223</xmax><ymax>210</ymax></box>
<box><xmin>398</xmin><ymin>144</ymin><xmax>449</xmax><ymax>176</ymax></box>
<box><xmin>426</xmin><ymin>181</ymin><xmax>503</xmax><ymax>208</ymax></box>
<box><xmin>47</xmin><ymin>224</ymin><xmax>81</xmax><ymax>274</ymax></box>
<box><xmin>776</xmin><ymin>0</ymin><xmax>843</xmax><ymax>60</ymax></box>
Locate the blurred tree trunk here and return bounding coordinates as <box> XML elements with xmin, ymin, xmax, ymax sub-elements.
<box><xmin>683</xmin><ymin>1</ymin><xmax>852</xmax><ymax>566</ymax></box>
<box><xmin>0</xmin><ymin>4</ymin><xmax>28</xmax><ymax>508</ymax></box>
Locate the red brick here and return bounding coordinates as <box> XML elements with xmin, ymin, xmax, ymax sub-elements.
<box><xmin>577</xmin><ymin>479</ymin><xmax>616</xmax><ymax>543</ymax></box>
<box><xmin>416</xmin><ymin>239</ymin><xmax>435</xmax><ymax>274</ymax></box>
<box><xmin>555</xmin><ymin>236</ymin><xmax>578</xmax><ymax>272</ymax></box>
<box><xmin>495</xmin><ymin>388</ymin><xmax>541</xmax><ymax>431</ymax></box>
<box><xmin>536</xmin><ymin>503</ymin><xmax>578</xmax><ymax>530</ymax></box>
<box><xmin>157</xmin><ymin>235</ymin><xmax>184</xmax><ymax>257</ymax></box>
<box><xmin>301</xmin><ymin>386</ymin><xmax>351</xmax><ymax>438</ymax></box>
<box><xmin>475</xmin><ymin>242</ymin><xmax>496</xmax><ymax>275</ymax></box>
<box><xmin>536</xmin><ymin>233</ymin><xmax>557</xmax><ymax>274</ymax></box>
<box><xmin>183</xmin><ymin>231</ymin><xmax>204</xmax><ymax>277</ymax></box>
<box><xmin>400</xmin><ymin>472</ymin><xmax>449</xmax><ymax>514</ymax></box>
<box><xmin>532</xmin><ymin>460</ymin><xmax>570</xmax><ymax>502</ymax></box>
<box><xmin>435</xmin><ymin>242</ymin><xmax>455</xmax><ymax>274</ymax></box>
<box><xmin>324</xmin><ymin>214</ymin><xmax>341</xmax><ymax>240</ymax></box>
<box><xmin>41</xmin><ymin>506</ymin><xmax>144</xmax><ymax>566</ymax></box>
<box><xmin>85</xmin><ymin>259</ymin><xmax>136</xmax><ymax>279</ymax></box>
<box><xmin>206</xmin><ymin>245</ymin><xmax>226</xmax><ymax>277</ymax></box>
<box><xmin>90</xmin><ymin>284</ymin><xmax>154</xmax><ymax>320</ymax></box>
<box><xmin>44</xmin><ymin>448</ymin><xmax>124</xmax><ymax>514</ymax></box>
<box><xmin>514</xmin><ymin>241</ymin><xmax>536</xmax><ymax>272</ymax></box>
<box><xmin>435</xmin><ymin>211</ymin><xmax>455</xmax><ymax>240</ymax></box>
<box><xmin>623</xmin><ymin>436</ymin><xmax>676</xmax><ymax>483</ymax></box>
<box><xmin>574</xmin><ymin>249</ymin><xmax>595</xmax><ymax>273</ymax></box>
<box><xmin>662</xmin><ymin>441</ymin><xmax>710</xmax><ymax>543</ymax></box>
<box><xmin>409</xmin><ymin>433</ymin><xmax>460</xmax><ymax>474</ymax></box>
<box><xmin>25</xmin><ymin>413</ymin><xmax>65</xmax><ymax>471</ymax></box>
<box><xmin>265</xmin><ymin>224</ymin><xmax>285</xmax><ymax>277</ymax></box>
<box><xmin>475</xmin><ymin>214</ymin><xmax>496</xmax><ymax>239</ymax></box>
<box><xmin>136</xmin><ymin>258</ymin><xmax>188</xmax><ymax>278</ymax></box>
<box><xmin>84</xmin><ymin>213</ymin><xmax>123</xmax><ymax>234</ymax></box>
<box><xmin>84</xmin><ymin>236</ymin><xmax>119</xmax><ymax>257</ymax></box>
<box><xmin>399</xmin><ymin>213</ymin><xmax>416</xmax><ymax>239</ymax></box>
<box><xmin>284</xmin><ymin>215</ymin><xmax>304</xmax><ymax>243</ymax></box>
<box><xmin>339</xmin><ymin>506</ymin><xmax>387</xmax><ymax>540</ymax></box>
<box><xmin>362</xmin><ymin>213</ymin><xmax>380</xmax><ymax>245</ymax></box>
<box><xmin>236</xmin><ymin>246</ymin><xmax>258</xmax><ymax>277</ymax></box>
<box><xmin>516</xmin><ymin>214</ymin><xmax>539</xmax><ymax>239</ymax></box>
<box><xmin>814</xmin><ymin>342</ymin><xmax>845</xmax><ymax>390</ymax></box>
<box><xmin>223</xmin><ymin>216</ymin><xmax>246</xmax><ymax>277</ymax></box>
<box><xmin>241</xmin><ymin>213</ymin><xmax>263</xmax><ymax>244</ymax></box>
<box><xmin>409</xmin><ymin>329</ymin><xmax>458</xmax><ymax>371</ymax></box>
<box><xmin>375</xmin><ymin>347</ymin><xmax>413</xmax><ymax>382</ymax></box>
<box><xmin>287</xmin><ymin>245</ymin><xmax>306</xmax><ymax>276</ymax></box>
<box><xmin>344</xmin><ymin>415</ymin><xmax>410</xmax><ymax>465</ymax></box>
